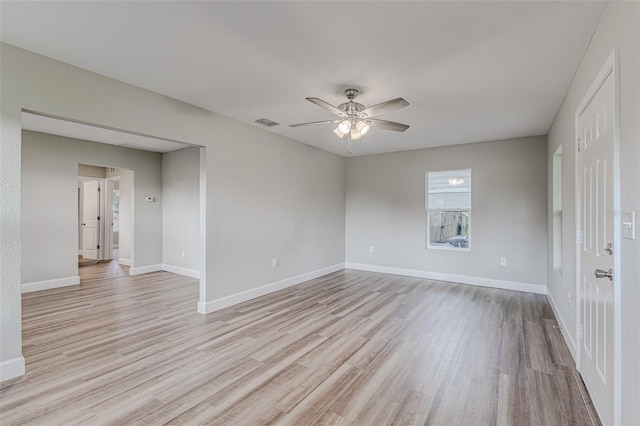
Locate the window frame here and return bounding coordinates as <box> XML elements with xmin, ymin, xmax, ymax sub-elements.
<box><xmin>425</xmin><ymin>169</ymin><xmax>472</xmax><ymax>252</ymax></box>
<box><xmin>552</xmin><ymin>146</ymin><xmax>563</xmax><ymax>272</ymax></box>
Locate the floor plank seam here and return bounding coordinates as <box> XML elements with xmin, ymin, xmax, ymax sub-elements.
<box><xmin>572</xmin><ymin>368</ymin><xmax>599</xmax><ymax>426</ymax></box>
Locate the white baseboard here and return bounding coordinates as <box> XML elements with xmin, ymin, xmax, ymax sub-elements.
<box><xmin>118</xmin><ymin>258</ymin><xmax>132</xmax><ymax>266</ymax></box>
<box><xmin>0</xmin><ymin>356</ymin><xmax>25</xmax><ymax>382</ymax></box>
<box><xmin>547</xmin><ymin>292</ymin><xmax>577</xmax><ymax>360</ymax></box>
<box><xmin>197</xmin><ymin>263</ymin><xmax>345</xmax><ymax>314</ymax></box>
<box><xmin>129</xmin><ymin>264</ymin><xmax>163</xmax><ymax>276</ymax></box>
<box><xmin>345</xmin><ymin>262</ymin><xmax>547</xmax><ymax>295</ymax></box>
<box><xmin>22</xmin><ymin>276</ymin><xmax>80</xmax><ymax>293</ymax></box>
<box><xmin>162</xmin><ymin>264</ymin><xmax>200</xmax><ymax>279</ymax></box>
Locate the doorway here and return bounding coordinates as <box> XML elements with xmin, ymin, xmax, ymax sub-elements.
<box><xmin>78</xmin><ymin>164</ymin><xmax>133</xmax><ymax>281</ymax></box>
<box><xmin>20</xmin><ymin>111</ymin><xmax>206</xmax><ymax>309</ymax></box>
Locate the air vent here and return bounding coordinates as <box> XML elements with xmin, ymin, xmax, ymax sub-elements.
<box><xmin>254</xmin><ymin>118</ymin><xmax>280</xmax><ymax>127</ymax></box>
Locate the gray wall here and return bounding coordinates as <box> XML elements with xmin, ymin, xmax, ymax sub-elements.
<box><xmin>21</xmin><ymin>130</ymin><xmax>162</xmax><ymax>284</ymax></box>
<box><xmin>346</xmin><ymin>136</ymin><xmax>547</xmax><ymax>288</ymax></box>
<box><xmin>206</xmin><ymin>119</ymin><xmax>346</xmax><ymax>299</ymax></box>
<box><xmin>1</xmin><ymin>43</ymin><xmax>346</xmax><ymax>374</ymax></box>
<box><xmin>546</xmin><ymin>2</ymin><xmax>640</xmax><ymax>423</ymax></box>
<box><xmin>162</xmin><ymin>147</ymin><xmax>200</xmax><ymax>271</ymax></box>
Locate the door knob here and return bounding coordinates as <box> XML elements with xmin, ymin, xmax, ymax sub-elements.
<box><xmin>594</xmin><ymin>268</ymin><xmax>613</xmax><ymax>281</ymax></box>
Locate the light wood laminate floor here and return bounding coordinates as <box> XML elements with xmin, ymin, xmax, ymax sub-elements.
<box><xmin>1</xmin><ymin>268</ymin><xmax>599</xmax><ymax>425</ymax></box>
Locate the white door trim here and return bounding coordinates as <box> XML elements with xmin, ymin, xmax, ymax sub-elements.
<box><xmin>104</xmin><ymin>176</ymin><xmax>121</xmax><ymax>261</ymax></box>
<box><xmin>574</xmin><ymin>48</ymin><xmax>621</xmax><ymax>425</ymax></box>
<box><xmin>102</xmin><ymin>179</ymin><xmax>114</xmax><ymax>261</ymax></box>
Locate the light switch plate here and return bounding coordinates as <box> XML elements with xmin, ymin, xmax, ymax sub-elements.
<box><xmin>623</xmin><ymin>211</ymin><xmax>636</xmax><ymax>239</ymax></box>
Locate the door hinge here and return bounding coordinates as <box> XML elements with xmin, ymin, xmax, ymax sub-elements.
<box><xmin>576</xmin><ymin>230</ymin><xmax>583</xmax><ymax>245</ymax></box>
<box><xmin>577</xmin><ymin>324</ymin><xmax>583</xmax><ymax>340</ymax></box>
<box><xmin>98</xmin><ymin>216</ymin><xmax>100</xmax><ymax>220</ymax></box>
<box><xmin>98</xmin><ymin>187</ymin><xmax>101</xmax><ymax>192</ymax></box>
<box><xmin>97</xmin><ymin>245</ymin><xmax>100</xmax><ymax>249</ymax></box>
<box><xmin>577</xmin><ymin>140</ymin><xmax>581</xmax><ymax>152</ymax></box>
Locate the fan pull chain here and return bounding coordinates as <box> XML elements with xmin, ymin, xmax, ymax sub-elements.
<box><xmin>347</xmin><ymin>133</ymin><xmax>352</xmax><ymax>155</ymax></box>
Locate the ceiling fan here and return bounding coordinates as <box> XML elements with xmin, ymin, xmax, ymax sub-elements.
<box><xmin>290</xmin><ymin>88</ymin><xmax>410</xmax><ymax>153</ymax></box>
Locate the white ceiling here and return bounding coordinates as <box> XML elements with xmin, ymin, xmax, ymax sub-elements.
<box><xmin>1</xmin><ymin>1</ymin><xmax>607</xmax><ymax>157</ymax></box>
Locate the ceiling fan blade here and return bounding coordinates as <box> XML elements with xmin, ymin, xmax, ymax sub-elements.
<box><xmin>367</xmin><ymin>119</ymin><xmax>410</xmax><ymax>132</ymax></box>
<box><xmin>359</xmin><ymin>98</ymin><xmax>409</xmax><ymax>118</ymax></box>
<box><xmin>289</xmin><ymin>119</ymin><xmax>340</xmax><ymax>128</ymax></box>
<box><xmin>306</xmin><ymin>98</ymin><xmax>346</xmax><ymax>117</ymax></box>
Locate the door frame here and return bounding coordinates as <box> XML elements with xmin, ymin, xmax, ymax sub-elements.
<box><xmin>103</xmin><ymin>176</ymin><xmax>120</xmax><ymax>261</ymax></box>
<box><xmin>574</xmin><ymin>48</ymin><xmax>621</xmax><ymax>424</ymax></box>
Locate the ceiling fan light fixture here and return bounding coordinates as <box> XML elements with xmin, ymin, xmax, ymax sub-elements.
<box><xmin>290</xmin><ymin>89</ymin><xmax>410</xmax><ymax>153</ymax></box>
<box><xmin>356</xmin><ymin>120</ymin><xmax>370</xmax><ymax>135</ymax></box>
<box><xmin>338</xmin><ymin>120</ymin><xmax>351</xmax><ymax>135</ymax></box>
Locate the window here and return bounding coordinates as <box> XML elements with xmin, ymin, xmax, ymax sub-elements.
<box><xmin>426</xmin><ymin>169</ymin><xmax>471</xmax><ymax>250</ymax></box>
<box><xmin>552</xmin><ymin>147</ymin><xmax>562</xmax><ymax>271</ymax></box>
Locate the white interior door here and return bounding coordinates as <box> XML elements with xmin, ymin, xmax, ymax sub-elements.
<box><xmin>578</xmin><ymin>62</ymin><xmax>616</xmax><ymax>425</ymax></box>
<box><xmin>82</xmin><ymin>180</ymin><xmax>100</xmax><ymax>260</ymax></box>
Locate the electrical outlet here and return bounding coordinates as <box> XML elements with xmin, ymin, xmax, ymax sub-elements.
<box><xmin>369</xmin><ymin>246</ymin><xmax>374</xmax><ymax>254</ymax></box>
<box><xmin>500</xmin><ymin>257</ymin><xmax>507</xmax><ymax>266</ymax></box>
<box><xmin>272</xmin><ymin>258</ymin><xmax>278</xmax><ymax>268</ymax></box>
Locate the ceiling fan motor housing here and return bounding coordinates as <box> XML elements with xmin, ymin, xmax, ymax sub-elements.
<box><xmin>338</xmin><ymin>101</ymin><xmax>365</xmax><ymax>119</ymax></box>
<box><xmin>340</xmin><ymin>89</ymin><xmax>365</xmax><ymax>120</ymax></box>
